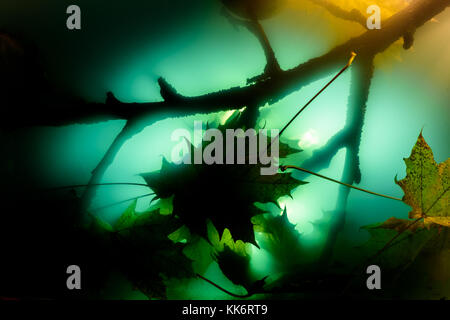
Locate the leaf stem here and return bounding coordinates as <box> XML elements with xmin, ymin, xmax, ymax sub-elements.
<box><xmin>278</xmin><ymin>52</ymin><xmax>356</xmax><ymax>138</ymax></box>
<box><xmin>267</xmin><ymin>52</ymin><xmax>357</xmax><ymax>152</ymax></box>
<box><xmin>90</xmin><ymin>192</ymin><xmax>155</xmax><ymax>212</ymax></box>
<box><xmin>280</xmin><ymin>165</ymin><xmax>402</xmax><ymax>201</ymax></box>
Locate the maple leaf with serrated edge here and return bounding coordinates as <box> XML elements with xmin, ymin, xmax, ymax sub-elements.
<box><xmin>359</xmin><ymin>218</ymin><xmax>438</xmax><ymax>269</ymax></box>
<box><xmin>358</xmin><ymin>133</ymin><xmax>449</xmax><ymax>285</ymax></box>
<box><xmin>141</xmin><ymin>111</ymin><xmax>306</xmax><ymax>246</ymax></box>
<box><xmin>395</xmin><ymin>132</ymin><xmax>449</xmax><ymax>228</ymax></box>
<box><xmin>207</xmin><ymin>224</ymin><xmax>268</xmax><ymax>294</ymax></box>
<box><xmin>357</xmin><ymin>217</ymin><xmax>450</xmax><ymax>298</ymax></box>
<box><xmin>252</xmin><ymin>208</ymin><xmax>307</xmax><ymax>271</ymax></box>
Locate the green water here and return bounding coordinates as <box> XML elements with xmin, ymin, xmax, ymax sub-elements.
<box><xmin>1</xmin><ymin>0</ymin><xmax>448</xmax><ymax>299</ymax></box>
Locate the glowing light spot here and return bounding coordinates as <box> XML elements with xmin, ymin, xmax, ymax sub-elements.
<box><xmin>298</xmin><ymin>129</ymin><xmax>319</xmax><ymax>148</ymax></box>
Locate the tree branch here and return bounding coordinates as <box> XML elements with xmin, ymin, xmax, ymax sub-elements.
<box><xmin>80</xmin><ymin>119</ymin><xmax>147</xmax><ymax>211</ymax></box>
<box><xmin>308</xmin><ymin>0</ymin><xmax>366</xmax><ymax>27</ymax></box>
<box><xmin>318</xmin><ymin>55</ymin><xmax>375</xmax><ymax>264</ymax></box>
<box><xmin>23</xmin><ymin>0</ymin><xmax>448</xmax><ymax>129</ymax></box>
<box><xmin>75</xmin><ymin>0</ymin><xmax>449</xmax><ymax>209</ymax></box>
<box><xmin>221</xmin><ymin>7</ymin><xmax>281</xmax><ymax>83</ymax></box>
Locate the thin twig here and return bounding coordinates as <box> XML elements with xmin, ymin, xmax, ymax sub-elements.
<box><xmin>280</xmin><ymin>165</ymin><xmax>402</xmax><ymax>201</ymax></box>
<box><xmin>340</xmin><ymin>216</ymin><xmax>424</xmax><ymax>296</ymax></box>
<box><xmin>90</xmin><ymin>192</ymin><xmax>155</xmax><ymax>212</ymax></box>
<box><xmin>43</xmin><ymin>182</ymin><xmax>151</xmax><ymax>192</ymax></box>
<box><xmin>269</xmin><ymin>52</ymin><xmax>357</xmax><ymax>151</ymax></box>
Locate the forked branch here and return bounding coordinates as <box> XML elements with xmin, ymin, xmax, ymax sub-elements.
<box><xmin>79</xmin><ymin>0</ymin><xmax>448</xmax><ymax>210</ymax></box>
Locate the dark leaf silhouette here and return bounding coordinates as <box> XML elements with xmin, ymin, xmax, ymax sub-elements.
<box><xmin>90</xmin><ymin>201</ymin><xmax>194</xmax><ymax>299</ymax></box>
<box><xmin>142</xmin><ymin>112</ymin><xmax>305</xmax><ymax>245</ymax></box>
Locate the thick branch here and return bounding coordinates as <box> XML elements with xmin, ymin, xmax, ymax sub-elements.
<box><xmin>307</xmin><ymin>0</ymin><xmax>419</xmax><ymax>50</ymax></box>
<box><xmin>246</xmin><ymin>19</ymin><xmax>282</xmax><ymax>83</ymax></box>
<box><xmin>19</xmin><ymin>0</ymin><xmax>448</xmax><ymax>128</ymax></box>
<box><xmin>78</xmin><ymin>0</ymin><xmax>448</xmax><ymax>209</ymax></box>
<box><xmin>318</xmin><ymin>56</ymin><xmax>375</xmax><ymax>264</ymax></box>
<box><xmin>79</xmin><ymin>120</ymin><xmax>145</xmax><ymax>210</ymax></box>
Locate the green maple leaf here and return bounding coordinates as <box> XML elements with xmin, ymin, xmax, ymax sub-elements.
<box><xmin>252</xmin><ymin>208</ymin><xmax>306</xmax><ymax>271</ymax></box>
<box><xmin>207</xmin><ymin>224</ymin><xmax>268</xmax><ymax>295</ymax></box>
<box><xmin>358</xmin><ymin>217</ymin><xmax>449</xmax><ymax>298</ymax></box>
<box><xmin>395</xmin><ymin>132</ymin><xmax>449</xmax><ymax>227</ymax></box>
<box><xmin>213</xmin><ymin>238</ymin><xmax>253</xmax><ymax>291</ymax></box>
<box><xmin>141</xmin><ymin>112</ymin><xmax>305</xmax><ymax>246</ymax></box>
<box><xmin>361</xmin><ymin>133</ymin><xmax>449</xmax><ymax>259</ymax></box>
<box><xmin>358</xmin><ymin>133</ymin><xmax>449</xmax><ymax>295</ymax></box>
<box><xmin>359</xmin><ymin>218</ymin><xmax>438</xmax><ymax>270</ymax></box>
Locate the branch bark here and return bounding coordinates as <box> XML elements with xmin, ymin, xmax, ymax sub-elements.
<box><xmin>24</xmin><ymin>0</ymin><xmax>448</xmax><ymax>129</ymax></box>
<box><xmin>221</xmin><ymin>7</ymin><xmax>281</xmax><ymax>83</ymax></box>
<box><xmin>56</xmin><ymin>0</ymin><xmax>448</xmax><ymax>211</ymax></box>
<box><xmin>318</xmin><ymin>56</ymin><xmax>375</xmax><ymax>264</ymax></box>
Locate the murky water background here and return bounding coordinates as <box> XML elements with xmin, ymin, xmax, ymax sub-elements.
<box><xmin>1</xmin><ymin>0</ymin><xmax>448</xmax><ymax>299</ymax></box>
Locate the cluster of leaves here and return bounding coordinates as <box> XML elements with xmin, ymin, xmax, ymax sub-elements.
<box><xmin>70</xmin><ymin>110</ymin><xmax>306</xmax><ymax>299</ymax></box>
<box><xmin>141</xmin><ymin>111</ymin><xmax>305</xmax><ymax>246</ymax></box>
<box><xmin>0</xmin><ymin>188</ymin><xmax>196</xmax><ymax>300</ymax></box>
<box><xmin>36</xmin><ymin>128</ymin><xmax>444</xmax><ymax>300</ymax></box>
<box><xmin>62</xmin><ymin>129</ymin><xmax>446</xmax><ymax>300</ymax></box>
<box><xmin>90</xmin><ymin>128</ymin><xmax>448</xmax><ymax>299</ymax></box>
<box><xmin>116</xmin><ymin>110</ymin><xmax>307</xmax><ymax>297</ymax></box>
<box><xmin>85</xmin><ymin>202</ymin><xmax>194</xmax><ymax>299</ymax></box>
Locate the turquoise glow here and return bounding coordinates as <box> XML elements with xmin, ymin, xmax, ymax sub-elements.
<box><xmin>9</xmin><ymin>2</ymin><xmax>449</xmax><ymax>299</ymax></box>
